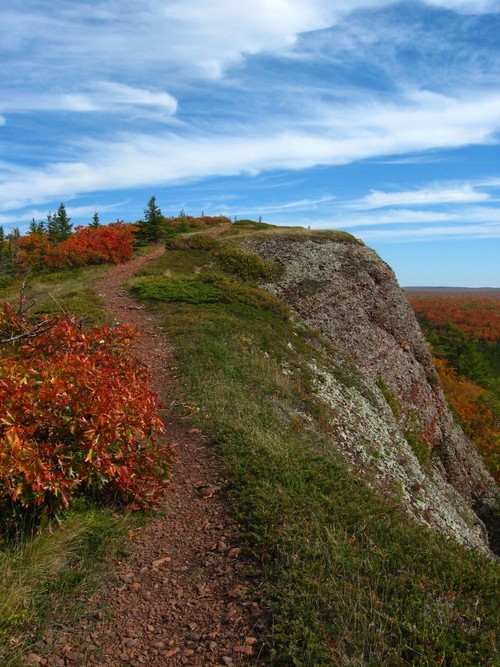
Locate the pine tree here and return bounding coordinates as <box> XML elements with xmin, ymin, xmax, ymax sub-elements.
<box><xmin>48</xmin><ymin>203</ymin><xmax>72</xmax><ymax>244</ymax></box>
<box><xmin>91</xmin><ymin>210</ymin><xmax>100</xmax><ymax>228</ymax></box>
<box><xmin>7</xmin><ymin>227</ymin><xmax>21</xmax><ymax>263</ymax></box>
<box><xmin>0</xmin><ymin>225</ymin><xmax>4</xmax><ymax>260</ymax></box>
<box><xmin>28</xmin><ymin>218</ymin><xmax>46</xmax><ymax>235</ymax></box>
<box><xmin>137</xmin><ymin>196</ymin><xmax>163</xmax><ymax>244</ymax></box>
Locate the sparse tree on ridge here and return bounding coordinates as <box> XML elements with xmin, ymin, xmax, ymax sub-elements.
<box><xmin>28</xmin><ymin>218</ymin><xmax>46</xmax><ymax>235</ymax></box>
<box><xmin>91</xmin><ymin>211</ymin><xmax>100</xmax><ymax>228</ymax></box>
<box><xmin>48</xmin><ymin>203</ymin><xmax>72</xmax><ymax>245</ymax></box>
<box><xmin>137</xmin><ymin>196</ymin><xmax>163</xmax><ymax>244</ymax></box>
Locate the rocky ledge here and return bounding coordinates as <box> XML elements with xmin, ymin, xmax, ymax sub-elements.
<box><xmin>243</xmin><ymin>231</ymin><xmax>498</xmax><ymax>554</ymax></box>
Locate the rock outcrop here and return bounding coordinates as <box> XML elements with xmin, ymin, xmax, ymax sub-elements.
<box><xmin>242</xmin><ymin>231</ymin><xmax>498</xmax><ymax>554</ymax></box>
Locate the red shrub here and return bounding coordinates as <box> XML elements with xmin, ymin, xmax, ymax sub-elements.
<box><xmin>0</xmin><ymin>304</ymin><xmax>167</xmax><ymax>517</ymax></box>
<box><xmin>46</xmin><ymin>223</ymin><xmax>136</xmax><ymax>269</ymax></box>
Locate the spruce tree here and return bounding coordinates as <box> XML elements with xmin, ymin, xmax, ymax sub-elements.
<box><xmin>140</xmin><ymin>196</ymin><xmax>163</xmax><ymax>243</ymax></box>
<box><xmin>91</xmin><ymin>210</ymin><xmax>100</xmax><ymax>228</ymax></box>
<box><xmin>28</xmin><ymin>218</ymin><xmax>46</xmax><ymax>235</ymax></box>
<box><xmin>47</xmin><ymin>203</ymin><xmax>72</xmax><ymax>244</ymax></box>
<box><xmin>52</xmin><ymin>203</ymin><xmax>72</xmax><ymax>243</ymax></box>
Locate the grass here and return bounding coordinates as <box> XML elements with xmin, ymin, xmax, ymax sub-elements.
<box><xmin>0</xmin><ymin>265</ymin><xmax>110</xmax><ymax>324</ymax></box>
<box><xmin>0</xmin><ymin>504</ymin><xmax>138</xmax><ymax>666</ymax></box>
<box><xmin>131</xmin><ymin>240</ymin><xmax>500</xmax><ymax>666</ymax></box>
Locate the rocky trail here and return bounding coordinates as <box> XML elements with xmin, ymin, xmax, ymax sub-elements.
<box><xmin>29</xmin><ymin>248</ymin><xmax>267</xmax><ymax>667</ymax></box>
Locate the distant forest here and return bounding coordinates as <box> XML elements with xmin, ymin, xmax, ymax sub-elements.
<box><xmin>407</xmin><ymin>290</ymin><xmax>499</xmax><ymax>480</ymax></box>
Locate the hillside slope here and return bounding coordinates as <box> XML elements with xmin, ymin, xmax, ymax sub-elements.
<box><xmin>242</xmin><ymin>230</ymin><xmax>498</xmax><ymax>553</ymax></box>
<box><xmin>123</xmin><ymin>224</ymin><xmax>499</xmax><ymax>664</ymax></box>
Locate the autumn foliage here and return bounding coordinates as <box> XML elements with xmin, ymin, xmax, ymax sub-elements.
<box><xmin>0</xmin><ymin>304</ymin><xmax>167</xmax><ymax>521</ymax></box>
<box><xmin>407</xmin><ymin>290</ymin><xmax>499</xmax><ymax>482</ymax></box>
<box><xmin>434</xmin><ymin>357</ymin><xmax>499</xmax><ymax>481</ymax></box>
<box><xmin>17</xmin><ymin>223</ymin><xmax>135</xmax><ymax>271</ymax></box>
<box><xmin>407</xmin><ymin>291</ymin><xmax>500</xmax><ymax>342</ymax></box>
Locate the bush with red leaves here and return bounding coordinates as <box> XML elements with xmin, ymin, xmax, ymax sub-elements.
<box><xmin>0</xmin><ymin>303</ymin><xmax>167</xmax><ymax>521</ymax></box>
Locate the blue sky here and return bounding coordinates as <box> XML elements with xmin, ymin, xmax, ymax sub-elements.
<box><xmin>1</xmin><ymin>0</ymin><xmax>499</xmax><ymax>286</ymax></box>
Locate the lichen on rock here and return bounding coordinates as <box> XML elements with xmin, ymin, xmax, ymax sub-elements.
<box><xmin>242</xmin><ymin>231</ymin><xmax>498</xmax><ymax>554</ymax></box>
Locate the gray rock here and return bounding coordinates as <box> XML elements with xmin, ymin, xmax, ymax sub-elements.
<box><xmin>244</xmin><ymin>232</ymin><xmax>498</xmax><ymax>554</ymax></box>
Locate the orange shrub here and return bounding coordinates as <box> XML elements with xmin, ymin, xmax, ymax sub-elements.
<box><xmin>46</xmin><ymin>223</ymin><xmax>136</xmax><ymax>269</ymax></box>
<box><xmin>0</xmin><ymin>304</ymin><xmax>167</xmax><ymax>520</ymax></box>
<box><xmin>18</xmin><ymin>232</ymin><xmax>53</xmax><ymax>271</ymax></box>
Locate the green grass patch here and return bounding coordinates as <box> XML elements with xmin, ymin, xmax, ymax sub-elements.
<box><xmin>133</xmin><ymin>244</ymin><xmax>500</xmax><ymax>666</ymax></box>
<box><xmin>0</xmin><ymin>265</ymin><xmax>109</xmax><ymax>324</ymax></box>
<box><xmin>129</xmin><ymin>273</ymin><xmax>289</xmax><ymax>317</ymax></box>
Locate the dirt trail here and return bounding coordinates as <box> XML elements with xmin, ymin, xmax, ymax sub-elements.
<box><xmin>34</xmin><ymin>249</ymin><xmax>267</xmax><ymax>667</ymax></box>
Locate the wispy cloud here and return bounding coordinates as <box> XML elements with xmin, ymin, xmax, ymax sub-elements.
<box><xmin>1</xmin><ymin>82</ymin><xmax>178</xmax><ymax>118</ymax></box>
<box><xmin>1</xmin><ymin>86</ymin><xmax>499</xmax><ymax>210</ymax></box>
<box><xmin>359</xmin><ymin>221</ymin><xmax>500</xmax><ymax>242</ymax></box>
<box><xmin>358</xmin><ymin>184</ymin><xmax>491</xmax><ymax>209</ymax></box>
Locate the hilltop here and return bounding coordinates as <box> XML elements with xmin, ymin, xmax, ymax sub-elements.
<box><xmin>1</xmin><ymin>220</ymin><xmax>498</xmax><ymax>666</ymax></box>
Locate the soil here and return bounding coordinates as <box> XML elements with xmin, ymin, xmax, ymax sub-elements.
<box><xmin>28</xmin><ymin>248</ymin><xmax>268</xmax><ymax>667</ymax></box>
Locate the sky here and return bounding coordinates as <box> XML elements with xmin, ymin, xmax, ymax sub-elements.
<box><xmin>1</xmin><ymin>1</ymin><xmax>500</xmax><ymax>286</ymax></box>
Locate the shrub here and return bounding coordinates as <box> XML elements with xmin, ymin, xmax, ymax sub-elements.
<box><xmin>0</xmin><ymin>304</ymin><xmax>167</xmax><ymax>523</ymax></box>
<box><xmin>404</xmin><ymin>411</ymin><xmax>431</xmax><ymax>465</ymax></box>
<box><xmin>130</xmin><ymin>274</ymin><xmax>289</xmax><ymax>318</ymax></box>
<box><xmin>215</xmin><ymin>245</ymin><xmax>284</xmax><ymax>282</ymax></box>
<box><xmin>376</xmin><ymin>376</ymin><xmax>400</xmax><ymax>420</ymax></box>
<box><xmin>46</xmin><ymin>223</ymin><xmax>136</xmax><ymax>269</ymax></box>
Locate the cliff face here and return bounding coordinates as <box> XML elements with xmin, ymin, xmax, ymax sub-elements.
<box><xmin>242</xmin><ymin>232</ymin><xmax>498</xmax><ymax>553</ymax></box>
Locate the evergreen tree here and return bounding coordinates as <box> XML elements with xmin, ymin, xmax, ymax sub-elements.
<box><xmin>47</xmin><ymin>212</ymin><xmax>57</xmax><ymax>245</ymax></box>
<box><xmin>91</xmin><ymin>210</ymin><xmax>100</xmax><ymax>228</ymax></box>
<box><xmin>28</xmin><ymin>218</ymin><xmax>46</xmax><ymax>235</ymax></box>
<box><xmin>0</xmin><ymin>225</ymin><xmax>4</xmax><ymax>261</ymax></box>
<box><xmin>48</xmin><ymin>203</ymin><xmax>72</xmax><ymax>244</ymax></box>
<box><xmin>137</xmin><ymin>196</ymin><xmax>163</xmax><ymax>243</ymax></box>
<box><xmin>7</xmin><ymin>227</ymin><xmax>21</xmax><ymax>263</ymax></box>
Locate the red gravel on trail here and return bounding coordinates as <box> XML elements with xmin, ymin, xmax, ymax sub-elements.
<box><xmin>29</xmin><ymin>248</ymin><xmax>269</xmax><ymax>667</ymax></box>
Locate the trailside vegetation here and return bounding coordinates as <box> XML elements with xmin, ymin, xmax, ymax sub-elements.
<box><xmin>0</xmin><ymin>261</ymin><xmax>165</xmax><ymax>664</ymax></box>
<box><xmin>0</xmin><ymin>303</ymin><xmax>167</xmax><ymax>525</ymax></box>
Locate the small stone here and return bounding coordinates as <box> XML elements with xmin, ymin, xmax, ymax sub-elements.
<box><xmin>245</xmin><ymin>636</ymin><xmax>258</xmax><ymax>645</ymax></box>
<box><xmin>24</xmin><ymin>654</ymin><xmax>41</xmax><ymax>665</ymax></box>
<box><xmin>130</xmin><ymin>582</ymin><xmax>141</xmax><ymax>591</ymax></box>
<box><xmin>233</xmin><ymin>644</ymin><xmax>253</xmax><ymax>656</ymax></box>
<box><xmin>187</xmin><ymin>632</ymin><xmax>202</xmax><ymax>642</ymax></box>
<box><xmin>119</xmin><ymin>652</ymin><xmax>130</xmax><ymax>661</ymax></box>
<box><xmin>64</xmin><ymin>650</ymin><xmax>81</xmax><ymax>661</ymax></box>
<box><xmin>227</xmin><ymin>547</ymin><xmax>241</xmax><ymax>558</ymax></box>
<box><xmin>124</xmin><ymin>638</ymin><xmax>138</xmax><ymax>647</ymax></box>
<box><xmin>146</xmin><ymin>625</ymin><xmax>155</xmax><ymax>632</ymax></box>
<box><xmin>209</xmin><ymin>641</ymin><xmax>217</xmax><ymax>651</ymax></box>
<box><xmin>165</xmin><ymin>647</ymin><xmax>180</xmax><ymax>658</ymax></box>
<box><xmin>221</xmin><ymin>658</ymin><xmax>233</xmax><ymax>667</ymax></box>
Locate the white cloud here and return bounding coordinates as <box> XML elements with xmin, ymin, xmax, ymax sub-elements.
<box><xmin>359</xmin><ymin>184</ymin><xmax>491</xmax><ymax>209</ymax></box>
<box><xmin>358</xmin><ymin>222</ymin><xmax>500</xmax><ymax>242</ymax></box>
<box><xmin>1</xmin><ymin>86</ymin><xmax>500</xmax><ymax>211</ymax></box>
<box><xmin>1</xmin><ymin>82</ymin><xmax>178</xmax><ymax>118</ymax></box>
